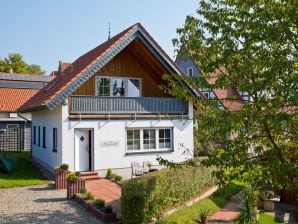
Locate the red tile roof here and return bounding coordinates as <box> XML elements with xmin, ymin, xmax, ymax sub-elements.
<box><xmin>0</xmin><ymin>88</ymin><xmax>38</xmax><ymax>112</ymax></box>
<box><xmin>21</xmin><ymin>23</ymin><xmax>201</xmax><ymax>112</ymax></box>
<box><xmin>0</xmin><ymin>72</ymin><xmax>53</xmax><ymax>112</ymax></box>
<box><xmin>208</xmin><ymin>68</ymin><xmax>244</xmax><ymax>111</ymax></box>
<box><xmin>21</xmin><ymin>24</ymin><xmax>139</xmax><ymax>111</ymax></box>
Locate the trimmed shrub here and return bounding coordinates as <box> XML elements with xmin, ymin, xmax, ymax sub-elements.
<box><xmin>86</xmin><ymin>192</ymin><xmax>94</xmax><ymax>200</ymax></box>
<box><xmin>115</xmin><ymin>175</ymin><xmax>123</xmax><ymax>182</ymax></box>
<box><xmin>121</xmin><ymin>160</ymin><xmax>216</xmax><ymax>224</ymax></box>
<box><xmin>60</xmin><ymin>163</ymin><xmax>69</xmax><ymax>170</ymax></box>
<box><xmin>80</xmin><ymin>187</ymin><xmax>87</xmax><ymax>194</ymax></box>
<box><xmin>104</xmin><ymin>205</ymin><xmax>113</xmax><ymax>214</ymax></box>
<box><xmin>95</xmin><ymin>199</ymin><xmax>105</xmax><ymax>208</ymax></box>
<box><xmin>106</xmin><ymin>168</ymin><xmax>113</xmax><ymax>178</ymax></box>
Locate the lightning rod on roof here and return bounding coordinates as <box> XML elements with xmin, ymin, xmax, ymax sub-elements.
<box><xmin>108</xmin><ymin>22</ymin><xmax>111</xmax><ymax>40</ymax></box>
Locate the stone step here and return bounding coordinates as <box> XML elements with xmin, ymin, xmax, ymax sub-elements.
<box><xmin>80</xmin><ymin>171</ymin><xmax>101</xmax><ymax>181</ymax></box>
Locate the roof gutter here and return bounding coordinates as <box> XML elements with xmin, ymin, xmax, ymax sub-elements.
<box><xmin>17</xmin><ymin>112</ymin><xmax>31</xmax><ymax>123</ymax></box>
<box><xmin>18</xmin><ymin>103</ymin><xmax>47</xmax><ymax>113</ymax></box>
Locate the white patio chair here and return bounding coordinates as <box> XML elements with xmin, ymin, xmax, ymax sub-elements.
<box><xmin>131</xmin><ymin>161</ymin><xmax>144</xmax><ymax>178</ymax></box>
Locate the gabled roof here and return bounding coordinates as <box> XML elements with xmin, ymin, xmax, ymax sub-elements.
<box><xmin>175</xmin><ymin>51</ymin><xmax>245</xmax><ymax>111</ymax></box>
<box><xmin>207</xmin><ymin>70</ymin><xmax>244</xmax><ymax>111</ymax></box>
<box><xmin>20</xmin><ymin>23</ymin><xmax>199</xmax><ymax>112</ymax></box>
<box><xmin>0</xmin><ymin>73</ymin><xmax>53</xmax><ymax>112</ymax></box>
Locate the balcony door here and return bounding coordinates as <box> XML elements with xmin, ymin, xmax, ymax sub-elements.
<box><xmin>75</xmin><ymin>129</ymin><xmax>92</xmax><ymax>171</ymax></box>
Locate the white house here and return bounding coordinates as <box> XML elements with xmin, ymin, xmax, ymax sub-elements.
<box><xmin>20</xmin><ymin>23</ymin><xmax>201</xmax><ymax>177</ymax></box>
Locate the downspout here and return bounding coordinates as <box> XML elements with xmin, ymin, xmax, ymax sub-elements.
<box><xmin>17</xmin><ymin>112</ymin><xmax>31</xmax><ymax>156</ymax></box>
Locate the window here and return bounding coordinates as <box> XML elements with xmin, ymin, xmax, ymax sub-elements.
<box><xmin>53</xmin><ymin>128</ymin><xmax>57</xmax><ymax>152</ymax></box>
<box><xmin>126</xmin><ymin>128</ymin><xmax>172</xmax><ymax>153</ymax></box>
<box><xmin>203</xmin><ymin>92</ymin><xmax>209</xmax><ymax>99</ymax></box>
<box><xmin>7</xmin><ymin>124</ymin><xmax>19</xmax><ymax>129</ymax></box>
<box><xmin>33</xmin><ymin>126</ymin><xmax>36</xmax><ymax>145</ymax></box>
<box><xmin>38</xmin><ymin>126</ymin><xmax>40</xmax><ymax>146</ymax></box>
<box><xmin>188</xmin><ymin>67</ymin><xmax>193</xmax><ymax>77</ymax></box>
<box><xmin>42</xmin><ymin>127</ymin><xmax>46</xmax><ymax>148</ymax></box>
<box><xmin>96</xmin><ymin>76</ymin><xmax>141</xmax><ymax>97</ymax></box>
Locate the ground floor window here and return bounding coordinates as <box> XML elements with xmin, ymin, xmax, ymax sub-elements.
<box><xmin>52</xmin><ymin>128</ymin><xmax>57</xmax><ymax>152</ymax></box>
<box><xmin>126</xmin><ymin>128</ymin><xmax>173</xmax><ymax>153</ymax></box>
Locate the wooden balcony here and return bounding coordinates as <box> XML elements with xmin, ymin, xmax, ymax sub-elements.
<box><xmin>70</xmin><ymin>96</ymin><xmax>187</xmax><ymax>115</ymax></box>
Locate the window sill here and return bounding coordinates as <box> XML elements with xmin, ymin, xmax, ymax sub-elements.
<box><xmin>125</xmin><ymin>150</ymin><xmax>173</xmax><ymax>155</ymax></box>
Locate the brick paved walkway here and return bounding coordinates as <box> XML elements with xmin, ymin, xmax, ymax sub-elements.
<box><xmin>208</xmin><ymin>190</ymin><xmax>244</xmax><ymax>223</ymax></box>
<box><xmin>85</xmin><ymin>179</ymin><xmax>121</xmax><ymax>218</ymax></box>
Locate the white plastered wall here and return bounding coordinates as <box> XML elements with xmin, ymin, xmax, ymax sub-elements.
<box><xmin>61</xmin><ymin>101</ymin><xmax>194</xmax><ymax>172</ymax></box>
<box><xmin>31</xmin><ymin>106</ymin><xmax>63</xmax><ymax>172</ymax></box>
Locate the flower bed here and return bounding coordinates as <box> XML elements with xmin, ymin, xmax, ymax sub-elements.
<box><xmin>74</xmin><ymin>194</ymin><xmax>117</xmax><ymax>223</ymax></box>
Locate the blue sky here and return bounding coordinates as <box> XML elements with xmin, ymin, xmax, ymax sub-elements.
<box><xmin>0</xmin><ymin>0</ymin><xmax>198</xmax><ymax>73</ymax></box>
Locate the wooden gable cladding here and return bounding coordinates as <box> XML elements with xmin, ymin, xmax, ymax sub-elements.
<box><xmin>72</xmin><ymin>39</ymin><xmax>171</xmax><ymax>97</ymax></box>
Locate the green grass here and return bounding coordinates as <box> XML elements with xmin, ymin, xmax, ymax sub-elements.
<box><xmin>158</xmin><ymin>181</ymin><xmax>245</xmax><ymax>224</ymax></box>
<box><xmin>158</xmin><ymin>180</ymin><xmax>285</xmax><ymax>224</ymax></box>
<box><xmin>259</xmin><ymin>213</ymin><xmax>285</xmax><ymax>224</ymax></box>
<box><xmin>0</xmin><ymin>151</ymin><xmax>50</xmax><ymax>188</ymax></box>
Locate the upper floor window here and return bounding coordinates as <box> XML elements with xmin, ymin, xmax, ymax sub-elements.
<box><xmin>188</xmin><ymin>67</ymin><xmax>193</xmax><ymax>77</ymax></box>
<box><xmin>96</xmin><ymin>76</ymin><xmax>141</xmax><ymax>97</ymax></box>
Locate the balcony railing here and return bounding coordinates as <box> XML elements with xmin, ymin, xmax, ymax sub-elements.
<box><xmin>70</xmin><ymin>96</ymin><xmax>187</xmax><ymax>114</ymax></box>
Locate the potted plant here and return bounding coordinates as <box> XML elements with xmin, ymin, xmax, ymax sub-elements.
<box><xmin>54</xmin><ymin>163</ymin><xmax>70</xmax><ymax>189</ymax></box>
<box><xmin>263</xmin><ymin>190</ymin><xmax>275</xmax><ymax>211</ymax></box>
<box><xmin>199</xmin><ymin>207</ymin><xmax>211</xmax><ymax>223</ymax></box>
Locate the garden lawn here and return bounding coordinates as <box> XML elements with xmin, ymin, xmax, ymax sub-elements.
<box><xmin>158</xmin><ymin>181</ymin><xmax>244</xmax><ymax>224</ymax></box>
<box><xmin>0</xmin><ymin>151</ymin><xmax>50</xmax><ymax>188</ymax></box>
<box><xmin>158</xmin><ymin>180</ymin><xmax>285</xmax><ymax>224</ymax></box>
<box><xmin>259</xmin><ymin>213</ymin><xmax>284</xmax><ymax>224</ymax></box>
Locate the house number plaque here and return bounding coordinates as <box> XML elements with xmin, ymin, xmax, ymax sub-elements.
<box><xmin>100</xmin><ymin>141</ymin><xmax>120</xmax><ymax>147</ymax></box>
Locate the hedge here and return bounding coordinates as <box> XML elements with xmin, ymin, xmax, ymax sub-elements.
<box><xmin>121</xmin><ymin>161</ymin><xmax>216</xmax><ymax>224</ymax></box>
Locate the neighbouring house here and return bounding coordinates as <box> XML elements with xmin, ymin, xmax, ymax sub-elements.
<box><xmin>0</xmin><ymin>73</ymin><xmax>53</xmax><ymax>151</ymax></box>
<box><xmin>176</xmin><ymin>53</ymin><xmax>246</xmax><ymax>111</ymax></box>
<box><xmin>20</xmin><ymin>23</ymin><xmax>201</xmax><ymax>177</ymax></box>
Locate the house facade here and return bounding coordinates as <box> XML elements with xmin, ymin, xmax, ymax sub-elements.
<box><xmin>0</xmin><ymin>73</ymin><xmax>53</xmax><ymax>150</ymax></box>
<box><xmin>20</xmin><ymin>24</ymin><xmax>200</xmax><ymax>176</ymax></box>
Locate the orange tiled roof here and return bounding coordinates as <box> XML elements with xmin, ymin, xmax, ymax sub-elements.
<box><xmin>0</xmin><ymin>88</ymin><xmax>39</xmax><ymax>112</ymax></box>
<box><xmin>0</xmin><ymin>72</ymin><xmax>53</xmax><ymax>112</ymax></box>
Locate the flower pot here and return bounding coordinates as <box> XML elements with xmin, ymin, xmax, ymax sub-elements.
<box><xmin>263</xmin><ymin>199</ymin><xmax>275</xmax><ymax>212</ymax></box>
<box><xmin>200</xmin><ymin>215</ymin><xmax>208</xmax><ymax>223</ymax></box>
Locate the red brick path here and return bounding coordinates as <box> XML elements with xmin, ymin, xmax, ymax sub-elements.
<box><xmin>85</xmin><ymin>179</ymin><xmax>122</xmax><ymax>218</ymax></box>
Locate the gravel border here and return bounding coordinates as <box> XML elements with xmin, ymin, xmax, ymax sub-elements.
<box><xmin>0</xmin><ymin>184</ymin><xmax>102</xmax><ymax>224</ymax></box>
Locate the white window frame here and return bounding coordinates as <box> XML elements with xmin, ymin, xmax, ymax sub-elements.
<box><xmin>95</xmin><ymin>76</ymin><xmax>141</xmax><ymax>97</ymax></box>
<box><xmin>126</xmin><ymin>128</ymin><xmax>173</xmax><ymax>153</ymax></box>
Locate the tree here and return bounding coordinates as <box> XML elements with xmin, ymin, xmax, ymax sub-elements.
<box><xmin>167</xmin><ymin>0</ymin><xmax>297</xmax><ymax>191</ymax></box>
<box><xmin>0</xmin><ymin>53</ymin><xmax>45</xmax><ymax>74</ymax></box>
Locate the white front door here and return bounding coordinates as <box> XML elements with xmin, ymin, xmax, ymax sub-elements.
<box><xmin>75</xmin><ymin>129</ymin><xmax>90</xmax><ymax>171</ymax></box>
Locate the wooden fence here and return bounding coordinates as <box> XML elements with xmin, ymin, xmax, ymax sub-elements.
<box><xmin>67</xmin><ymin>178</ymin><xmax>85</xmax><ymax>199</ymax></box>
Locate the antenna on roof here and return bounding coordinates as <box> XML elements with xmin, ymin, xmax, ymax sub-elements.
<box><xmin>108</xmin><ymin>22</ymin><xmax>111</xmax><ymax>40</ymax></box>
